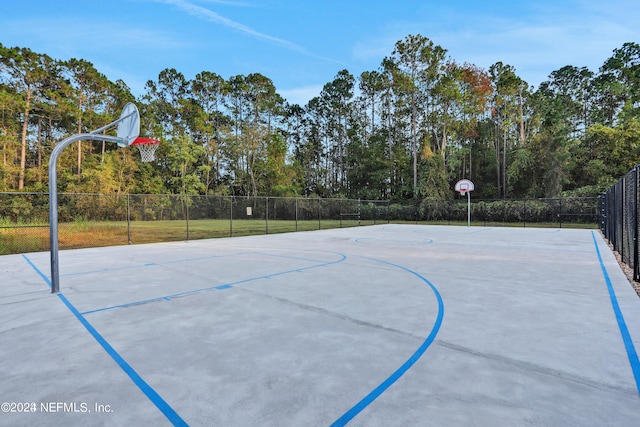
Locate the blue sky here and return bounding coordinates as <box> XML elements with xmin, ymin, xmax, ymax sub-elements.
<box><xmin>1</xmin><ymin>0</ymin><xmax>639</xmax><ymax>106</ymax></box>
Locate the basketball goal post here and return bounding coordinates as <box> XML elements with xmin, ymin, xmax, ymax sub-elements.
<box><xmin>48</xmin><ymin>103</ymin><xmax>158</xmax><ymax>293</ymax></box>
<box><xmin>455</xmin><ymin>179</ymin><xmax>474</xmax><ymax>227</ymax></box>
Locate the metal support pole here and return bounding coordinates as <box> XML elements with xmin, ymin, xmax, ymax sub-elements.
<box><xmin>49</xmin><ymin>133</ymin><xmax>120</xmax><ymax>293</ymax></box>
<box><xmin>467</xmin><ymin>191</ymin><xmax>471</xmax><ymax>227</ymax></box>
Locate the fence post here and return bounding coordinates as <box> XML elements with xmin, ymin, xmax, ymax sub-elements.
<box><xmin>387</xmin><ymin>200</ymin><xmax>390</xmax><ymax>224</ymax></box>
<box><xmin>373</xmin><ymin>201</ymin><xmax>377</xmax><ymax>225</ymax></box>
<box><xmin>634</xmin><ymin>168</ymin><xmax>639</xmax><ymax>281</ymax></box>
<box><xmin>265</xmin><ymin>197</ymin><xmax>269</xmax><ymax>235</ymax></box>
<box><xmin>295</xmin><ymin>197</ymin><xmax>298</xmax><ymax>232</ymax></box>
<box><xmin>127</xmin><ymin>193</ymin><xmax>131</xmax><ymax>244</ymax></box>
<box><xmin>185</xmin><ymin>194</ymin><xmax>190</xmax><ymax>241</ymax></box>
<box><xmin>559</xmin><ymin>198</ymin><xmax>563</xmax><ymax>229</ymax></box>
<box><xmin>318</xmin><ymin>198</ymin><xmax>321</xmax><ymax>230</ymax></box>
<box><xmin>229</xmin><ymin>196</ymin><xmax>233</xmax><ymax>237</ymax></box>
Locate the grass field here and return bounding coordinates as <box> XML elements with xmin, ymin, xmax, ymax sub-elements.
<box><xmin>0</xmin><ymin>219</ymin><xmax>369</xmax><ymax>255</ymax></box>
<box><xmin>0</xmin><ymin>218</ymin><xmax>596</xmax><ymax>255</ymax></box>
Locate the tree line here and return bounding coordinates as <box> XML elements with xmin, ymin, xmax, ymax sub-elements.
<box><xmin>1</xmin><ymin>35</ymin><xmax>639</xmax><ymax>200</ymax></box>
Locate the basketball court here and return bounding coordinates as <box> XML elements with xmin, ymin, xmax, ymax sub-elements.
<box><xmin>2</xmin><ymin>225</ymin><xmax>640</xmax><ymax>426</ymax></box>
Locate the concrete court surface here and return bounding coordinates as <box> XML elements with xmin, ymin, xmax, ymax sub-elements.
<box><xmin>1</xmin><ymin>224</ymin><xmax>640</xmax><ymax>426</ymax></box>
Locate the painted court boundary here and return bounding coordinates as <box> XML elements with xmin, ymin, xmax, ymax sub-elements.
<box><xmin>80</xmin><ymin>250</ymin><xmax>347</xmax><ymax>315</ymax></box>
<box><xmin>21</xmin><ymin>250</ymin><xmax>346</xmax><ymax>426</ymax></box>
<box><xmin>22</xmin><ymin>249</ymin><xmax>443</xmax><ymax>426</ymax></box>
<box><xmin>19</xmin><ymin>232</ymin><xmax>639</xmax><ymax>425</ymax></box>
<box><xmin>22</xmin><ymin>255</ymin><xmax>188</xmax><ymax>426</ymax></box>
<box><xmin>330</xmin><ymin>256</ymin><xmax>444</xmax><ymax>426</ymax></box>
<box><xmin>591</xmin><ymin>231</ymin><xmax>640</xmax><ymax>394</ymax></box>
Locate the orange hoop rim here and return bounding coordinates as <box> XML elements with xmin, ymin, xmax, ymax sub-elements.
<box><xmin>131</xmin><ymin>137</ymin><xmax>159</xmax><ymax>146</ymax></box>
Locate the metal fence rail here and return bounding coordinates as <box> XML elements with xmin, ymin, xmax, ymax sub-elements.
<box><xmin>0</xmin><ymin>193</ymin><xmax>598</xmax><ymax>255</ymax></box>
<box><xmin>601</xmin><ymin>165</ymin><xmax>639</xmax><ymax>281</ymax></box>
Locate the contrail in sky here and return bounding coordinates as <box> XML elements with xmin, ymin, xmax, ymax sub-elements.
<box><xmin>154</xmin><ymin>0</ymin><xmax>344</xmax><ymax>64</ymax></box>
<box><xmin>156</xmin><ymin>0</ymin><xmax>306</xmax><ymax>52</ymax></box>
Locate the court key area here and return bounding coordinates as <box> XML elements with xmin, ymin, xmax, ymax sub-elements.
<box><xmin>1</xmin><ymin>225</ymin><xmax>640</xmax><ymax>426</ymax></box>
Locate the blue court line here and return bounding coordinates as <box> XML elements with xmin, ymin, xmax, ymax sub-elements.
<box><xmin>61</xmin><ymin>251</ymin><xmax>332</xmax><ymax>278</ymax></box>
<box><xmin>252</xmin><ymin>251</ymin><xmax>337</xmax><ymax>264</ymax></box>
<box><xmin>80</xmin><ymin>252</ymin><xmax>347</xmax><ymax>315</ymax></box>
<box><xmin>22</xmin><ymin>255</ymin><xmax>188</xmax><ymax>426</ymax></box>
<box><xmin>62</xmin><ymin>263</ymin><xmax>158</xmax><ymax>277</ymax></box>
<box><xmin>61</xmin><ymin>251</ymin><xmax>255</xmax><ymax>277</ymax></box>
<box><xmin>330</xmin><ymin>256</ymin><xmax>444</xmax><ymax>426</ymax></box>
<box><xmin>355</xmin><ymin>237</ymin><xmax>433</xmax><ymax>244</ymax></box>
<box><xmin>591</xmin><ymin>231</ymin><xmax>640</xmax><ymax>394</ymax></box>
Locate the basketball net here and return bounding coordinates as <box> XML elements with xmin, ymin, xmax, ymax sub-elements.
<box><xmin>131</xmin><ymin>137</ymin><xmax>159</xmax><ymax>162</ymax></box>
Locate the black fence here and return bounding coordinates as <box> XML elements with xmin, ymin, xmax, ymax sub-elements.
<box><xmin>0</xmin><ymin>193</ymin><xmax>598</xmax><ymax>255</ymax></box>
<box><xmin>601</xmin><ymin>165</ymin><xmax>640</xmax><ymax>281</ymax></box>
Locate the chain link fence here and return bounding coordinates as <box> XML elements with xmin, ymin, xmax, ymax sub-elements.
<box><xmin>1</xmin><ymin>192</ymin><xmax>598</xmax><ymax>255</ymax></box>
<box><xmin>600</xmin><ymin>165</ymin><xmax>639</xmax><ymax>281</ymax></box>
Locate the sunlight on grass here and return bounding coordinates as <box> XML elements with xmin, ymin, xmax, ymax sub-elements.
<box><xmin>0</xmin><ymin>218</ymin><xmax>595</xmax><ymax>255</ymax></box>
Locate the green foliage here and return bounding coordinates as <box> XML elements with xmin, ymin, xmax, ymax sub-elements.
<box><xmin>418</xmin><ymin>155</ymin><xmax>449</xmax><ymax>200</ymax></box>
<box><xmin>1</xmin><ymin>38</ymin><xmax>639</xmax><ymax>201</ymax></box>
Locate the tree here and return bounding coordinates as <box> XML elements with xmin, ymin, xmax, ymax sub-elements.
<box><xmin>388</xmin><ymin>34</ymin><xmax>447</xmax><ymax>197</ymax></box>
<box><xmin>258</xmin><ymin>133</ymin><xmax>301</xmax><ymax>196</ymax></box>
<box><xmin>191</xmin><ymin>71</ymin><xmax>228</xmax><ymax>193</ymax></box>
<box><xmin>61</xmin><ymin>58</ymin><xmax>114</xmax><ymax>180</ymax></box>
<box><xmin>431</xmin><ymin>61</ymin><xmax>462</xmax><ymax>165</ymax></box>
<box><xmin>318</xmin><ymin>69</ymin><xmax>355</xmax><ymax>193</ymax></box>
<box><xmin>0</xmin><ymin>44</ymin><xmax>56</xmax><ymax>190</ymax></box>
<box><xmin>489</xmin><ymin>62</ymin><xmax>525</xmax><ymax>198</ymax></box>
<box><xmin>358</xmin><ymin>70</ymin><xmax>387</xmax><ymax>138</ymax></box>
<box><xmin>2</xmin><ymin>37</ymin><xmax>639</xmax><ymax>201</ymax></box>
<box><xmin>539</xmin><ymin>65</ymin><xmax>594</xmax><ymax>137</ymax></box>
<box><xmin>600</xmin><ymin>42</ymin><xmax>640</xmax><ymax>116</ymax></box>
<box><xmin>452</xmin><ymin>64</ymin><xmax>493</xmax><ymax>182</ymax></box>
<box><xmin>165</xmin><ymin>134</ymin><xmax>206</xmax><ymax>195</ymax></box>
<box><xmin>0</xmin><ymin>87</ymin><xmax>21</xmax><ymax>190</ymax></box>
<box><xmin>417</xmin><ymin>152</ymin><xmax>449</xmax><ymax>200</ymax></box>
<box><xmin>143</xmin><ymin>68</ymin><xmax>190</xmax><ymax>138</ymax></box>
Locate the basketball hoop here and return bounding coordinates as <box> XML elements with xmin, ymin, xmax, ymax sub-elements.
<box><xmin>131</xmin><ymin>137</ymin><xmax>159</xmax><ymax>162</ymax></box>
<box><xmin>454</xmin><ymin>179</ymin><xmax>474</xmax><ymax>196</ymax></box>
<box><xmin>454</xmin><ymin>179</ymin><xmax>475</xmax><ymax>227</ymax></box>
